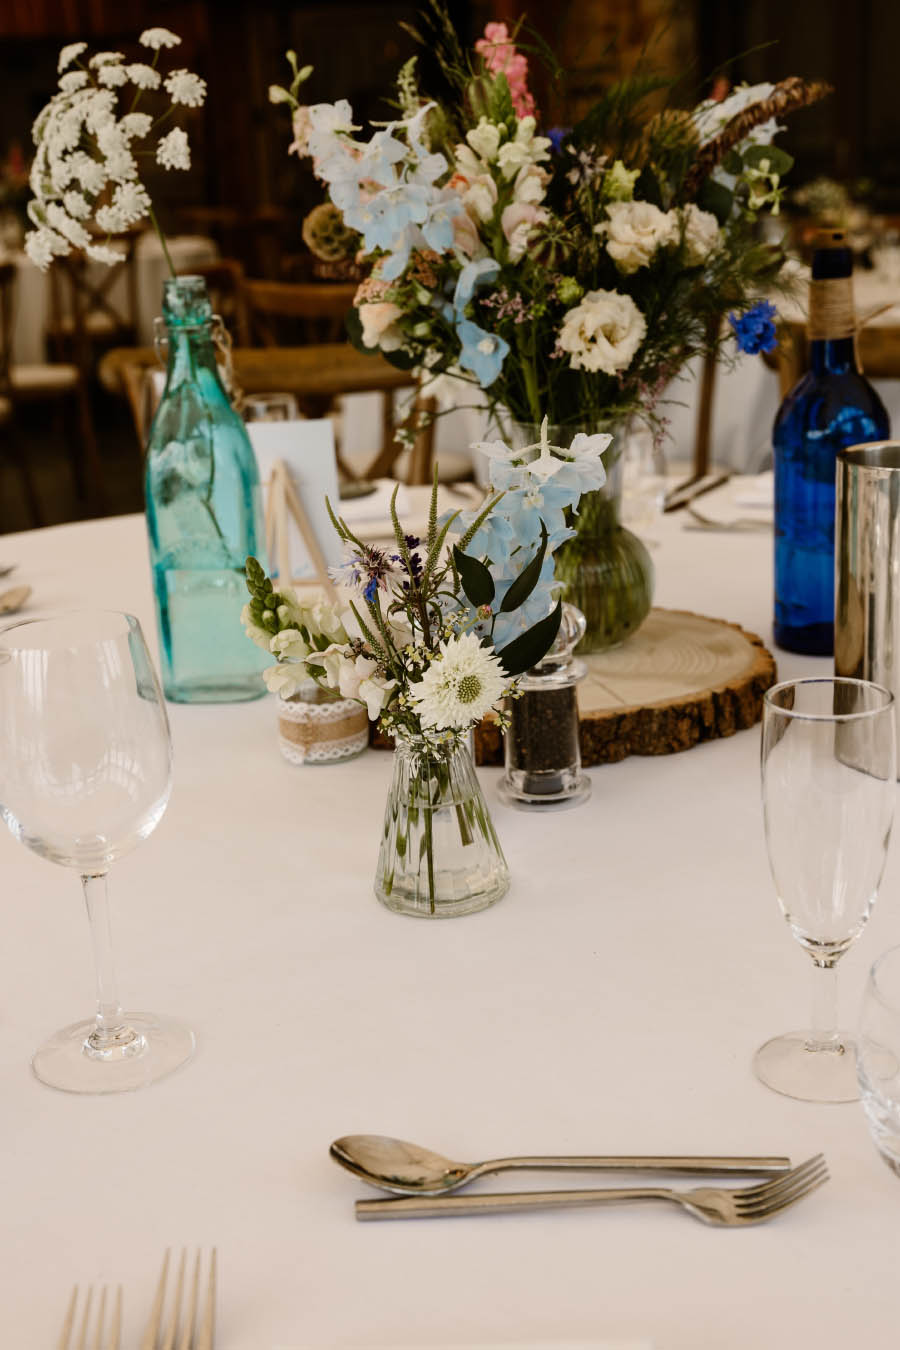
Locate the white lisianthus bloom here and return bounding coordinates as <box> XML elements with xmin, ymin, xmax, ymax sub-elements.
<box><xmin>466</xmin><ymin>117</ymin><xmax>502</xmax><ymax>163</ymax></box>
<box><xmin>501</xmin><ymin>201</ymin><xmax>547</xmax><ymax>262</ymax></box>
<box><xmin>512</xmin><ymin>163</ymin><xmax>548</xmax><ymax>206</ymax></box>
<box><xmin>164</xmin><ymin>69</ymin><xmax>207</xmax><ymax>108</ymax></box>
<box><xmin>157</xmin><ymin>127</ymin><xmax>191</xmax><ymax>171</ymax></box>
<box><xmin>557</xmin><ymin>289</ymin><xmax>647</xmax><ymax>376</ymax></box>
<box><xmin>58</xmin><ymin>42</ymin><xmax>87</xmax><ymax>73</ymax></box>
<box><xmin>600</xmin><ymin>200</ymin><xmax>679</xmax><ymax>274</ymax></box>
<box><xmin>139</xmin><ymin>27</ymin><xmax>182</xmax><ymax>50</ymax></box>
<box><xmin>680</xmin><ymin>202</ymin><xmax>721</xmax><ymax>266</ymax></box>
<box><xmin>125</xmin><ymin>63</ymin><xmax>161</xmax><ymax>90</ymax></box>
<box><xmin>358</xmin><ymin>301</ymin><xmax>405</xmax><ymax>352</ymax></box>
<box><xmin>411</xmin><ymin>632</ymin><xmax>507</xmax><ymax>732</ymax></box>
<box><xmin>496</xmin><ymin>116</ymin><xmax>552</xmax><ymax>181</ymax></box>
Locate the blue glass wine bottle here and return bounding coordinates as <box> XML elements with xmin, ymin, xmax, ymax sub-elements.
<box><xmin>145</xmin><ymin>276</ymin><xmax>269</xmax><ymax>702</ymax></box>
<box><xmin>773</xmin><ymin>230</ymin><xmax>889</xmax><ymax>654</ymax></box>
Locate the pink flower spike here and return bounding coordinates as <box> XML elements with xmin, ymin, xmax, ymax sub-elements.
<box><xmin>475</xmin><ymin>20</ymin><xmax>536</xmax><ymax>119</ymax></box>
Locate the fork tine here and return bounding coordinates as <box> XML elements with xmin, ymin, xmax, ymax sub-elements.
<box><xmin>751</xmin><ymin>1169</ymin><xmax>830</xmax><ymax>1220</ymax></box>
<box><xmin>177</xmin><ymin>1250</ymin><xmax>200</xmax><ymax>1350</ymax></box>
<box><xmin>736</xmin><ymin>1156</ymin><xmax>828</xmax><ymax>1212</ymax></box>
<box><xmin>162</xmin><ymin>1249</ymin><xmax>186</xmax><ymax>1350</ymax></box>
<box><xmin>90</xmin><ymin>1288</ymin><xmax>106</xmax><ymax>1350</ymax></box>
<box><xmin>735</xmin><ymin>1154</ymin><xmax>825</xmax><ymax>1205</ymax></box>
<box><xmin>195</xmin><ymin>1250</ymin><xmax>217</xmax><ymax>1350</ymax></box>
<box><xmin>76</xmin><ymin>1287</ymin><xmax>93</xmax><ymax>1350</ymax></box>
<box><xmin>739</xmin><ymin>1161</ymin><xmax>830</xmax><ymax>1217</ymax></box>
<box><xmin>58</xmin><ymin>1286</ymin><xmax>79</xmax><ymax>1350</ymax></box>
<box><xmin>107</xmin><ymin>1287</ymin><xmax>123</xmax><ymax>1350</ymax></box>
<box><xmin>141</xmin><ymin>1250</ymin><xmax>170</xmax><ymax>1350</ymax></box>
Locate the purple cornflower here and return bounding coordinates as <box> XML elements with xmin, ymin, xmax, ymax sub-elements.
<box><xmin>729</xmin><ymin>301</ymin><xmax>778</xmax><ymax>355</ymax></box>
<box><xmin>329</xmin><ymin>542</ymin><xmax>398</xmax><ymax>601</ymax></box>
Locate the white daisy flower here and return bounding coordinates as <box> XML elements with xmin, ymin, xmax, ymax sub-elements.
<box><xmin>164</xmin><ymin>69</ymin><xmax>207</xmax><ymax>108</ymax></box>
<box><xmin>125</xmin><ymin>63</ymin><xmax>161</xmax><ymax>90</ymax></box>
<box><xmin>139</xmin><ymin>27</ymin><xmax>181</xmax><ymax>50</ymax></box>
<box><xmin>58</xmin><ymin>42</ymin><xmax>87</xmax><ymax>73</ymax></box>
<box><xmin>59</xmin><ymin>71</ymin><xmax>88</xmax><ymax>93</ymax></box>
<box><xmin>410</xmin><ymin>632</ymin><xmax>507</xmax><ymax>731</ymax></box>
<box><xmin>156</xmin><ymin>127</ymin><xmax>191</xmax><ymax>171</ymax></box>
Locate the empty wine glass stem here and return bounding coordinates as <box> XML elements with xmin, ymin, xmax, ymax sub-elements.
<box><xmin>81</xmin><ymin>871</ymin><xmax>137</xmax><ymax>1056</ymax></box>
<box><xmin>808</xmin><ymin>958</ymin><xmax>842</xmax><ymax>1053</ymax></box>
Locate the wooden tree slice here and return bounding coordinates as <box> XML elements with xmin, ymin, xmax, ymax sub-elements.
<box><xmin>474</xmin><ymin>608</ymin><xmax>777</xmax><ymax>767</ymax></box>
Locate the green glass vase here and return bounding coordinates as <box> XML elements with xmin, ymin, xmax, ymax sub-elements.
<box><xmin>144</xmin><ymin>276</ymin><xmax>269</xmax><ymax>703</ymax></box>
<box><xmin>508</xmin><ymin>422</ymin><xmax>654</xmax><ymax>654</ymax></box>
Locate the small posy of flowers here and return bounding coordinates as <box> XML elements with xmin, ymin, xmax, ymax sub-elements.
<box><xmin>270</xmin><ymin>1</ymin><xmax>829</xmax><ymax>437</ymax></box>
<box><xmin>25</xmin><ymin>29</ymin><xmax>206</xmax><ymax>271</ymax></box>
<box><xmin>242</xmin><ymin>419</ymin><xmax>608</xmax><ymax>747</ymax></box>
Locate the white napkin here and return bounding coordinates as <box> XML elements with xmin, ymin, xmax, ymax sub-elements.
<box><xmin>731</xmin><ymin>471</ymin><xmax>774</xmax><ymax>511</ymax></box>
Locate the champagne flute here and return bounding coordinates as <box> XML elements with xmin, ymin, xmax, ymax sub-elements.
<box><xmin>756</xmin><ymin>677</ymin><xmax>896</xmax><ymax>1102</ymax></box>
<box><xmin>0</xmin><ymin>611</ymin><xmax>194</xmax><ymax>1093</ymax></box>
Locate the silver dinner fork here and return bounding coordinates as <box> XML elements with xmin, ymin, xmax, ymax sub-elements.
<box><xmin>58</xmin><ymin>1285</ymin><xmax>122</xmax><ymax>1350</ymax></box>
<box><xmin>355</xmin><ymin>1153</ymin><xmax>829</xmax><ymax>1225</ymax></box>
<box><xmin>141</xmin><ymin>1249</ymin><xmax>216</xmax><ymax>1350</ymax></box>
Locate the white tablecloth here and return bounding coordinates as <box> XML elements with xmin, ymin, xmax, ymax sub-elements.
<box><xmin>1</xmin><ymin>501</ymin><xmax>899</xmax><ymax>1349</ymax></box>
<box><xmin>7</xmin><ymin>232</ymin><xmax>218</xmax><ymax>364</ymax></box>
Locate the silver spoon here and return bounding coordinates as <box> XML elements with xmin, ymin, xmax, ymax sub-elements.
<box><xmin>329</xmin><ymin>1134</ymin><xmax>791</xmax><ymax>1196</ymax></box>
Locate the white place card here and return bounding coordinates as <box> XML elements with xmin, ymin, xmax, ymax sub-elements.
<box><xmin>248</xmin><ymin>418</ymin><xmax>343</xmax><ymax>581</ymax></box>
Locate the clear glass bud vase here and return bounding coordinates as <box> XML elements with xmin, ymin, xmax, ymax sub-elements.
<box><xmin>376</xmin><ymin>732</ymin><xmax>510</xmax><ymax>918</ymax></box>
<box><xmin>144</xmin><ymin>275</ymin><xmax>269</xmax><ymax>703</ymax></box>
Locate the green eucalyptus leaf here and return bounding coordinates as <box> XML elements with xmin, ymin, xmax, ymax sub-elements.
<box><xmin>453</xmin><ymin>545</ymin><xmax>495</xmax><ymax>606</ymax></box>
<box><xmin>744</xmin><ymin>144</ymin><xmax>794</xmax><ymax>175</ymax></box>
<box><xmin>497</xmin><ymin>600</ymin><xmax>563</xmax><ymax>677</ymax></box>
<box><xmin>499</xmin><ymin>522</ymin><xmax>548</xmax><ymax>613</ymax></box>
<box><xmin>721</xmin><ymin>149</ymin><xmax>744</xmax><ymax>176</ymax></box>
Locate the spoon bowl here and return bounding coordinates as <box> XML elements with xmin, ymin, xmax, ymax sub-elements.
<box><xmin>329</xmin><ymin>1134</ymin><xmax>792</xmax><ymax>1196</ymax></box>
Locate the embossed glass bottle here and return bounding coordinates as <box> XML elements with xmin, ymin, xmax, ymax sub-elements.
<box><xmin>145</xmin><ymin>276</ymin><xmax>269</xmax><ymax>702</ymax></box>
<box><xmin>773</xmin><ymin>231</ymin><xmax>890</xmax><ymax>654</ymax></box>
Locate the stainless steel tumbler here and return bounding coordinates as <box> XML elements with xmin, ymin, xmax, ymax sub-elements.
<box><xmin>836</xmin><ymin>442</ymin><xmax>900</xmax><ymax>772</ymax></box>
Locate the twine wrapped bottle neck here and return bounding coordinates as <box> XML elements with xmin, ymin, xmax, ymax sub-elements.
<box><xmin>808</xmin><ymin>277</ymin><xmax>856</xmax><ymax>341</ymax></box>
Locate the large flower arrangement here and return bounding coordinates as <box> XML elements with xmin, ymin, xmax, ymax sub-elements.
<box><xmin>271</xmin><ymin>5</ymin><xmax>829</xmax><ymax>437</ymax></box>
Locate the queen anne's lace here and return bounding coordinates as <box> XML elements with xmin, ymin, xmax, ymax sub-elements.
<box><xmin>25</xmin><ymin>31</ymin><xmax>206</xmax><ymax>270</ymax></box>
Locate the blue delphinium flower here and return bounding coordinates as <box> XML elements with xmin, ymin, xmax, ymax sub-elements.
<box><xmin>729</xmin><ymin>300</ymin><xmax>778</xmax><ymax>355</ymax></box>
<box><xmin>453</xmin><ymin>258</ymin><xmax>500</xmax><ymax>314</ymax></box>
<box><xmin>456</xmin><ymin>318</ymin><xmax>509</xmax><ymax>387</ymax></box>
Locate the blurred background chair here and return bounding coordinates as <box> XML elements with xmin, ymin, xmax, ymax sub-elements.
<box><xmin>45</xmin><ymin>228</ymin><xmax>140</xmax><ymax>380</ymax></box>
<box><xmin>0</xmin><ymin>260</ymin><xmax>104</xmax><ymax>518</ymax></box>
<box><xmin>178</xmin><ymin>258</ymin><xmax>250</xmax><ymax>345</ymax></box>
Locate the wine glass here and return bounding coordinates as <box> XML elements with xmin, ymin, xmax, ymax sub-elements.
<box><xmin>0</xmin><ymin>611</ymin><xmax>194</xmax><ymax>1093</ymax></box>
<box><xmin>756</xmin><ymin>677</ymin><xmax>896</xmax><ymax>1102</ymax></box>
<box><xmin>858</xmin><ymin>945</ymin><xmax>900</xmax><ymax>1176</ymax></box>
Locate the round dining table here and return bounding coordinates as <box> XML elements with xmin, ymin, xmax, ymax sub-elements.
<box><xmin>1</xmin><ymin>491</ymin><xmax>898</xmax><ymax>1349</ymax></box>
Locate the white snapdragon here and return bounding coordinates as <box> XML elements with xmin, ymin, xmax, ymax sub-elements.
<box><xmin>557</xmin><ymin>289</ymin><xmax>646</xmax><ymax>376</ymax></box>
<box><xmin>358</xmin><ymin>301</ymin><xmax>405</xmax><ymax>352</ymax></box>
<box><xmin>466</xmin><ymin>117</ymin><xmax>502</xmax><ymax>163</ymax></box>
<box><xmin>157</xmin><ymin>127</ymin><xmax>191</xmax><ymax>171</ymax></box>
<box><xmin>139</xmin><ymin>28</ymin><xmax>181</xmax><ymax>50</ymax></box>
<box><xmin>164</xmin><ymin>70</ymin><xmax>207</xmax><ymax>108</ymax></box>
<box><xmin>496</xmin><ymin>116</ymin><xmax>551</xmax><ymax>180</ymax></box>
<box><xmin>512</xmin><ymin>162</ymin><xmax>548</xmax><ymax>206</ymax></box>
<box><xmin>501</xmin><ymin>201</ymin><xmax>547</xmax><ymax>262</ymax></box>
<box><xmin>600</xmin><ymin>200</ymin><xmax>679</xmax><ymax>274</ymax></box>
<box><xmin>461</xmin><ymin>173</ymin><xmax>498</xmax><ymax>223</ymax></box>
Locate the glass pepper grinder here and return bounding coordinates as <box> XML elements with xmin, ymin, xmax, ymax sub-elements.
<box><xmin>498</xmin><ymin>604</ymin><xmax>591</xmax><ymax>810</ymax></box>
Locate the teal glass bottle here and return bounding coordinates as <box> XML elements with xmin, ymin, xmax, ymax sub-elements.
<box><xmin>145</xmin><ymin>276</ymin><xmax>269</xmax><ymax>702</ymax></box>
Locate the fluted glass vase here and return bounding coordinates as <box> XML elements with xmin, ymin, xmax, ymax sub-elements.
<box><xmin>376</xmin><ymin>732</ymin><xmax>510</xmax><ymax>918</ymax></box>
<box><xmin>509</xmin><ymin>422</ymin><xmax>654</xmax><ymax>654</ymax></box>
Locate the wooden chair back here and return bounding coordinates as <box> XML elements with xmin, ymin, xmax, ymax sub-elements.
<box><xmin>0</xmin><ymin>261</ymin><xmax>14</xmax><ymax>390</ymax></box>
<box><xmin>770</xmin><ymin>318</ymin><xmax>900</xmax><ymax>397</ymax></box>
<box><xmin>47</xmin><ymin>227</ymin><xmax>140</xmax><ymax>373</ymax></box>
<box><xmin>177</xmin><ymin>258</ymin><xmax>250</xmax><ymax>345</ymax></box>
<box><xmin>241</xmin><ymin>279</ymin><xmax>356</xmax><ymax>346</ymax></box>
